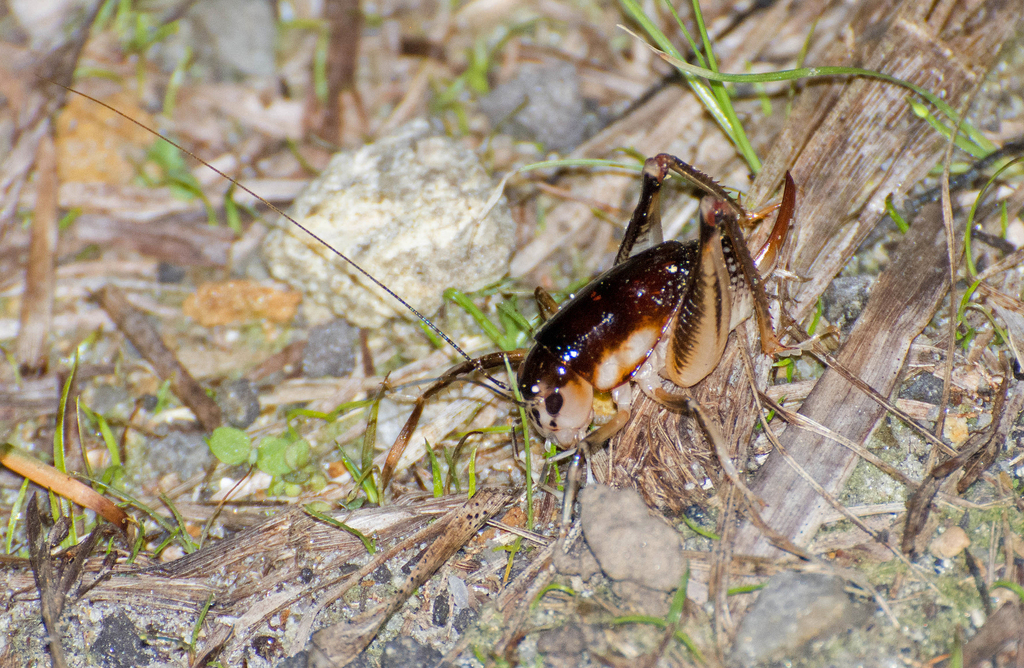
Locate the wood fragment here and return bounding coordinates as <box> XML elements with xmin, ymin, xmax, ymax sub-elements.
<box><xmin>72</xmin><ymin>213</ymin><xmax>233</xmax><ymax>267</ymax></box>
<box><xmin>735</xmin><ymin>200</ymin><xmax>959</xmax><ymax>558</ymax></box>
<box><xmin>961</xmin><ymin>601</ymin><xmax>1024</xmax><ymax>668</ymax></box>
<box><xmin>15</xmin><ymin>131</ymin><xmax>58</xmax><ymax>375</ymax></box>
<box><xmin>0</xmin><ymin>1</ymin><xmax>100</xmax><ymax>238</ymax></box>
<box><xmin>93</xmin><ymin>285</ymin><xmax>222</xmax><ymax>431</ymax></box>
<box><xmin>26</xmin><ymin>496</ymin><xmax>69</xmax><ymax>668</ymax></box>
<box><xmin>724</xmin><ymin>0</ymin><xmax>1020</xmax><ymax>559</ymax></box>
<box><xmin>0</xmin><ymin>444</ymin><xmax>130</xmax><ymax>533</ymax></box>
<box><xmin>317</xmin><ymin>0</ymin><xmax>363</xmax><ymax>145</ymax></box>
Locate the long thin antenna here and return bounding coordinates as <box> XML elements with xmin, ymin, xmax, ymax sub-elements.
<box><xmin>45</xmin><ymin>80</ymin><xmax>474</xmax><ymax>363</ymax></box>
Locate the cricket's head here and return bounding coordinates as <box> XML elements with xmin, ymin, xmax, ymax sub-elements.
<box><xmin>518</xmin><ymin>345</ymin><xmax>593</xmax><ymax>447</ymax></box>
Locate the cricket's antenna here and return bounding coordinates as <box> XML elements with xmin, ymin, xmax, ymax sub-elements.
<box><xmin>46</xmin><ymin>79</ymin><xmax>474</xmax><ymax>364</ymax></box>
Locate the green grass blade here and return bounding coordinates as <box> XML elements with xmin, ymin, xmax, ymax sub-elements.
<box><xmin>680</xmin><ymin>513</ymin><xmax>719</xmax><ymax>540</ymax></box>
<box><xmin>884</xmin><ymin>194</ymin><xmax>909</xmax><ymax>234</ymax></box>
<box><xmin>963</xmin><ymin>155</ymin><xmax>1024</xmax><ymax>277</ymax></box>
<box><xmin>424</xmin><ymin>441</ymin><xmax>444</xmax><ymax>498</ymax></box>
<box><xmin>161</xmin><ymin>493</ymin><xmax>197</xmax><ymax>553</ymax></box>
<box><xmin>504</xmin><ymin>355</ymin><xmax>533</xmax><ymax>529</ymax></box>
<box><xmin>190</xmin><ymin>593</ymin><xmax>215</xmax><ymax>650</ymax></box>
<box><xmin>992</xmin><ymin>580</ymin><xmax>1024</xmax><ymax>601</ymax></box>
<box><xmin>445</xmin><ymin>288</ymin><xmax>509</xmax><ymax>350</ymax></box>
<box><xmin>5</xmin><ymin>479</ymin><xmax>30</xmax><ymax>554</ymax></box>
<box><xmin>304</xmin><ymin>504</ymin><xmax>376</xmax><ymax>554</ymax></box>
<box><xmin>625</xmin><ymin>26</ymin><xmax>992</xmax><ymax>156</ymax></box>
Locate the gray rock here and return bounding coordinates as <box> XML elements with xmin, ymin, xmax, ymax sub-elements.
<box><xmin>219</xmin><ymin>378</ymin><xmax>261</xmax><ymax>428</ymax></box>
<box><xmin>898</xmin><ymin>371</ymin><xmax>944</xmax><ymax>404</ymax></box>
<box><xmin>264</xmin><ymin>120</ymin><xmax>515</xmax><ymax>328</ymax></box>
<box><xmin>274</xmin><ymin>652</ymin><xmax>309</xmax><ymax>668</ymax></box>
<box><xmin>580</xmin><ymin>485</ymin><xmax>686</xmax><ymax>592</ymax></box>
<box><xmin>91</xmin><ymin>611</ymin><xmax>154</xmax><ymax>668</ymax></box>
<box><xmin>149</xmin><ymin>431</ymin><xmax>212</xmax><ymax>480</ymax></box>
<box><xmin>302</xmin><ymin>319</ymin><xmax>358</xmax><ymax>378</ymax></box>
<box><xmin>823</xmin><ymin>275</ymin><xmax>875</xmax><ymax>335</ymax></box>
<box><xmin>536</xmin><ymin>621</ymin><xmax>587</xmax><ymax>656</ymax></box>
<box><xmin>155</xmin><ymin>0</ymin><xmax>277</xmax><ymax>80</ymax></box>
<box><xmin>479</xmin><ymin>62</ymin><xmax>599</xmax><ymax>152</ymax></box>
<box><xmin>730</xmin><ymin>571</ymin><xmax>871</xmax><ymax>668</ymax></box>
<box><xmin>432</xmin><ymin>593</ymin><xmax>450</xmax><ymax>627</ymax></box>
<box><xmin>379</xmin><ymin>636</ymin><xmax>442</xmax><ymax>668</ymax></box>
<box><xmin>453</xmin><ymin>607</ymin><xmax>476</xmax><ymax>633</ymax></box>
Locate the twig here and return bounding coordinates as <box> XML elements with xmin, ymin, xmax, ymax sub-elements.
<box><xmin>92</xmin><ymin>285</ymin><xmax>222</xmax><ymax>431</ymax></box>
<box><xmin>15</xmin><ymin>131</ymin><xmax>58</xmax><ymax>374</ymax></box>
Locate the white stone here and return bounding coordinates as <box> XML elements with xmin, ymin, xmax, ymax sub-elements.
<box><xmin>264</xmin><ymin>119</ymin><xmax>515</xmax><ymax>328</ymax></box>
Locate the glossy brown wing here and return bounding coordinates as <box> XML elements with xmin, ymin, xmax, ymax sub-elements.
<box><xmin>533</xmin><ymin>241</ymin><xmax>697</xmax><ymax>391</ymax></box>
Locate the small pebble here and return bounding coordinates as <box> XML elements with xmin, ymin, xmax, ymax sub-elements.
<box><xmin>730</xmin><ymin>571</ymin><xmax>870</xmax><ymax>668</ymax></box>
<box><xmin>251</xmin><ymin>635</ymin><xmax>282</xmax><ymax>660</ymax></box>
<box><xmin>580</xmin><ymin>485</ymin><xmax>685</xmax><ymax>592</ymax></box>
<box><xmin>157</xmin><ymin>261</ymin><xmax>187</xmax><ymax>283</ymax></box>
<box><xmin>140</xmin><ymin>393</ymin><xmax>159</xmax><ymax>412</ymax></box>
<box><xmin>149</xmin><ymin>431</ymin><xmax>212</xmax><ymax>481</ymax></box>
<box><xmin>432</xmin><ymin>594</ymin><xmax>450</xmax><ymax>627</ymax></box>
<box><xmin>536</xmin><ymin>622</ymin><xmax>586</xmax><ymax>656</ymax></box>
<box><xmin>453</xmin><ymin>607</ymin><xmax>476</xmax><ymax>633</ymax></box>
<box><xmin>372</xmin><ymin>563</ymin><xmax>392</xmax><ymax>584</ymax></box>
<box><xmin>302</xmin><ymin>319</ymin><xmax>357</xmax><ymax>378</ymax></box>
<box><xmin>929</xmin><ymin>526</ymin><xmax>970</xmax><ymax>559</ymax></box>
<box><xmin>91</xmin><ymin>611</ymin><xmax>154</xmax><ymax>668</ymax></box>
<box><xmin>479</xmin><ymin>61</ymin><xmax>599</xmax><ymax>152</ymax></box>
<box><xmin>822</xmin><ymin>275</ymin><xmax>874</xmax><ymax>335</ymax></box>
<box><xmin>219</xmin><ymin>378</ymin><xmax>261</xmax><ymax>428</ymax></box>
<box><xmin>898</xmin><ymin>372</ymin><xmax>944</xmax><ymax>404</ymax></box>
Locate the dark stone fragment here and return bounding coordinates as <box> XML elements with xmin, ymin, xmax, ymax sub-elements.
<box><xmin>432</xmin><ymin>593</ymin><xmax>450</xmax><ymax>627</ymax></box>
<box><xmin>372</xmin><ymin>563</ymin><xmax>391</xmax><ymax>584</ymax></box>
<box><xmin>401</xmin><ymin>545</ymin><xmax>428</xmax><ymax>575</ymax></box>
<box><xmin>379</xmin><ymin>636</ymin><xmax>442</xmax><ymax>668</ymax></box>
<box><xmin>140</xmin><ymin>394</ymin><xmax>159</xmax><ymax>412</ymax></box>
<box><xmin>453</xmin><ymin>606</ymin><xmax>476</xmax><ymax>633</ymax></box>
<box><xmin>898</xmin><ymin>372</ymin><xmax>944</xmax><ymax>404</ymax></box>
<box><xmin>302</xmin><ymin>319</ymin><xmax>357</xmax><ymax>378</ymax></box>
<box><xmin>478</xmin><ymin>61</ymin><xmax>600</xmax><ymax>153</ymax></box>
<box><xmin>822</xmin><ymin>275</ymin><xmax>874</xmax><ymax>335</ymax></box>
<box><xmin>219</xmin><ymin>377</ymin><xmax>261</xmax><ymax>428</ymax></box>
<box><xmin>91</xmin><ymin>611</ymin><xmax>154</xmax><ymax>668</ymax></box>
<box><xmin>157</xmin><ymin>262</ymin><xmax>187</xmax><ymax>284</ymax></box>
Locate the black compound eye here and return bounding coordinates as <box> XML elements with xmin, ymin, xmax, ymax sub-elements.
<box><xmin>544</xmin><ymin>391</ymin><xmax>563</xmax><ymax>416</ymax></box>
